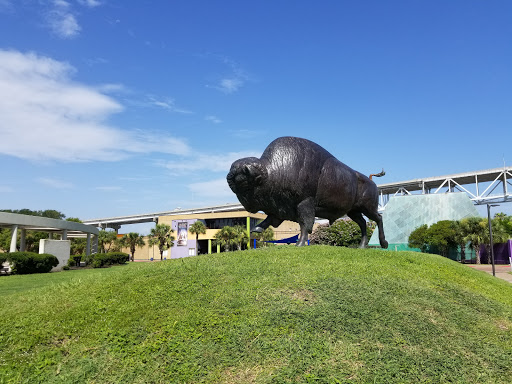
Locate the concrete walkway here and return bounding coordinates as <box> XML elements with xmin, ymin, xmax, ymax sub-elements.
<box><xmin>466</xmin><ymin>264</ymin><xmax>512</xmax><ymax>283</ymax></box>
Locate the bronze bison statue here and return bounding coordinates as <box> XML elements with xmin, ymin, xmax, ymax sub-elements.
<box><xmin>227</xmin><ymin>136</ymin><xmax>388</xmax><ymax>248</ymax></box>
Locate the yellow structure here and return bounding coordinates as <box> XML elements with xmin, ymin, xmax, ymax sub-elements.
<box><xmin>124</xmin><ymin>209</ymin><xmax>302</xmax><ymax>261</ymax></box>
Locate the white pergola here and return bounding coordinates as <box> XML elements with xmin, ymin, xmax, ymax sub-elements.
<box><xmin>0</xmin><ymin>212</ymin><xmax>99</xmax><ymax>256</ymax></box>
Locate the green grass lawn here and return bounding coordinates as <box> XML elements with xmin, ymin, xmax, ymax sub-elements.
<box><xmin>1</xmin><ymin>246</ymin><xmax>512</xmax><ymax>383</ymax></box>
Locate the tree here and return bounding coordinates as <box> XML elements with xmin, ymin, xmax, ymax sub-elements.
<box><xmin>148</xmin><ymin>224</ymin><xmax>175</xmax><ymax>260</ymax></box>
<box><xmin>0</xmin><ymin>229</ymin><xmax>11</xmax><ymax>252</ymax></box>
<box><xmin>408</xmin><ymin>224</ymin><xmax>429</xmax><ymax>253</ymax></box>
<box><xmin>214</xmin><ymin>226</ymin><xmax>236</xmax><ymax>252</ymax></box>
<box><xmin>189</xmin><ymin>221</ymin><xmax>207</xmax><ymax>242</ymax></box>
<box><xmin>452</xmin><ymin>221</ymin><xmax>467</xmax><ymax>262</ymax></box>
<box><xmin>460</xmin><ymin>217</ymin><xmax>487</xmax><ymax>264</ymax></box>
<box><xmin>121</xmin><ymin>232</ymin><xmax>146</xmax><ymax>261</ymax></box>
<box><xmin>481</xmin><ymin>216</ymin><xmax>510</xmax><ymax>262</ymax></box>
<box><xmin>232</xmin><ymin>225</ymin><xmax>248</xmax><ymax>251</ymax></box>
<box><xmin>425</xmin><ymin>220</ymin><xmax>458</xmax><ymax>257</ymax></box>
<box><xmin>0</xmin><ymin>209</ymin><xmax>65</xmax><ymax>219</ymax></box>
<box><xmin>98</xmin><ymin>230</ymin><xmax>120</xmax><ymax>253</ymax></box>
<box><xmin>70</xmin><ymin>238</ymin><xmax>87</xmax><ymax>255</ymax></box>
<box><xmin>254</xmin><ymin>227</ymin><xmax>275</xmax><ymax>247</ymax></box>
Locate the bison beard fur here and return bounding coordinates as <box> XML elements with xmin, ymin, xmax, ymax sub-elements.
<box><xmin>227</xmin><ymin>136</ymin><xmax>388</xmax><ymax>248</ymax></box>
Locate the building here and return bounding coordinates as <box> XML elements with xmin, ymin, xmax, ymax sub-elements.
<box><xmin>116</xmin><ymin>207</ymin><xmax>302</xmax><ymax>261</ymax></box>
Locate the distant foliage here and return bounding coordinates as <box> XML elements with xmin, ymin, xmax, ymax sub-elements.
<box><xmin>310</xmin><ymin>219</ymin><xmax>375</xmax><ymax>247</ymax></box>
<box><xmin>253</xmin><ymin>227</ymin><xmax>275</xmax><ymax>247</ymax></box>
<box><xmin>408</xmin><ymin>214</ymin><xmax>512</xmax><ymax>263</ymax></box>
<box><xmin>4</xmin><ymin>252</ymin><xmax>58</xmax><ymax>274</ymax></box>
<box><xmin>0</xmin><ymin>209</ymin><xmax>66</xmax><ymax>220</ymax></box>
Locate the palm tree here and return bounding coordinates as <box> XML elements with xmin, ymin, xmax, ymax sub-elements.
<box><xmin>148</xmin><ymin>224</ymin><xmax>175</xmax><ymax>260</ymax></box>
<box><xmin>232</xmin><ymin>225</ymin><xmax>248</xmax><ymax>251</ymax></box>
<box><xmin>461</xmin><ymin>217</ymin><xmax>486</xmax><ymax>264</ymax></box>
<box><xmin>254</xmin><ymin>227</ymin><xmax>275</xmax><ymax>247</ymax></box>
<box><xmin>121</xmin><ymin>232</ymin><xmax>146</xmax><ymax>261</ymax></box>
<box><xmin>214</xmin><ymin>226</ymin><xmax>236</xmax><ymax>252</ymax></box>
<box><xmin>98</xmin><ymin>229</ymin><xmax>121</xmax><ymax>253</ymax></box>
<box><xmin>189</xmin><ymin>221</ymin><xmax>207</xmax><ymax>242</ymax></box>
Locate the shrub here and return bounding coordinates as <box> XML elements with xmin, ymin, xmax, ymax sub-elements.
<box><xmin>67</xmin><ymin>254</ymin><xmax>84</xmax><ymax>267</ymax></box>
<box><xmin>310</xmin><ymin>219</ymin><xmax>375</xmax><ymax>247</ymax></box>
<box><xmin>81</xmin><ymin>253</ymin><xmax>95</xmax><ymax>266</ymax></box>
<box><xmin>63</xmin><ymin>265</ymin><xmax>70</xmax><ymax>270</ymax></box>
<box><xmin>5</xmin><ymin>252</ymin><xmax>59</xmax><ymax>274</ymax></box>
<box><xmin>92</xmin><ymin>252</ymin><xmax>129</xmax><ymax>268</ymax></box>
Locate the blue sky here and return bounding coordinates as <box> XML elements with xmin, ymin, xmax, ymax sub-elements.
<box><xmin>1</xmin><ymin>1</ymin><xmax>511</xmax><ymax>232</ymax></box>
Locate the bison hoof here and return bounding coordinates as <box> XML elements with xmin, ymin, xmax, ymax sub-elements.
<box><xmin>252</xmin><ymin>226</ymin><xmax>264</xmax><ymax>233</ymax></box>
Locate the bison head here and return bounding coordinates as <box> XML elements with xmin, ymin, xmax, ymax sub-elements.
<box><xmin>227</xmin><ymin>157</ymin><xmax>268</xmax><ymax>213</ymax></box>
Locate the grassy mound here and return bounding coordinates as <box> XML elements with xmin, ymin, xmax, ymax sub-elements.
<box><xmin>1</xmin><ymin>246</ymin><xmax>512</xmax><ymax>383</ymax></box>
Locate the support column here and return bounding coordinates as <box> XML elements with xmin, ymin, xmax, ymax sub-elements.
<box><xmin>62</xmin><ymin>230</ymin><xmax>68</xmax><ymax>240</ymax></box>
<box><xmin>20</xmin><ymin>229</ymin><xmax>26</xmax><ymax>252</ymax></box>
<box><xmin>9</xmin><ymin>225</ymin><xmax>18</xmax><ymax>252</ymax></box>
<box><xmin>208</xmin><ymin>239</ymin><xmax>212</xmax><ymax>254</ymax></box>
<box><xmin>246</xmin><ymin>217</ymin><xmax>251</xmax><ymax>249</ymax></box>
<box><xmin>92</xmin><ymin>235</ymin><xmax>98</xmax><ymax>254</ymax></box>
<box><xmin>217</xmin><ymin>244</ymin><xmax>220</xmax><ymax>253</ymax></box>
<box><xmin>86</xmin><ymin>233</ymin><xmax>91</xmax><ymax>257</ymax></box>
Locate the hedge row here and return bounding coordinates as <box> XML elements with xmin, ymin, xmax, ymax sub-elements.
<box><xmin>67</xmin><ymin>252</ymin><xmax>129</xmax><ymax>268</ymax></box>
<box><xmin>91</xmin><ymin>252</ymin><xmax>129</xmax><ymax>268</ymax></box>
<box><xmin>1</xmin><ymin>252</ymin><xmax>59</xmax><ymax>274</ymax></box>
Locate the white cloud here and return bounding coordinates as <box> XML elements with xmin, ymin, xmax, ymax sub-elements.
<box><xmin>205</xmin><ymin>115</ymin><xmax>222</xmax><ymax>124</ymax></box>
<box><xmin>78</xmin><ymin>0</ymin><xmax>102</xmax><ymax>7</ymax></box>
<box><xmin>218</xmin><ymin>78</ymin><xmax>244</xmax><ymax>94</ymax></box>
<box><xmin>37</xmin><ymin>177</ymin><xmax>74</xmax><ymax>189</ymax></box>
<box><xmin>94</xmin><ymin>186</ymin><xmax>122</xmax><ymax>191</ymax></box>
<box><xmin>47</xmin><ymin>0</ymin><xmax>81</xmax><ymax>39</ymax></box>
<box><xmin>0</xmin><ymin>50</ymin><xmax>191</xmax><ymax>162</ymax></box>
<box><xmin>148</xmin><ymin>96</ymin><xmax>192</xmax><ymax>114</ymax></box>
<box><xmin>207</xmin><ymin>56</ymin><xmax>250</xmax><ymax>94</ymax></box>
<box><xmin>188</xmin><ymin>178</ymin><xmax>235</xmax><ymax>199</ymax></box>
<box><xmin>161</xmin><ymin>151</ymin><xmax>259</xmax><ymax>175</ymax></box>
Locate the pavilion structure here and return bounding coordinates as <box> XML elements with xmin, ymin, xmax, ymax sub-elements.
<box><xmin>0</xmin><ymin>212</ymin><xmax>99</xmax><ymax>256</ymax></box>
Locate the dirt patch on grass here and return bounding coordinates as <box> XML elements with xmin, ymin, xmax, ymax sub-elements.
<box><xmin>495</xmin><ymin>319</ymin><xmax>512</xmax><ymax>331</ymax></box>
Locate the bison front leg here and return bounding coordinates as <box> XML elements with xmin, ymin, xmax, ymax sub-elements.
<box><xmin>252</xmin><ymin>215</ymin><xmax>283</xmax><ymax>233</ymax></box>
<box><xmin>296</xmin><ymin>198</ymin><xmax>315</xmax><ymax>247</ymax></box>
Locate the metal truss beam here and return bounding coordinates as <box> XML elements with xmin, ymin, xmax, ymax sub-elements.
<box><xmin>378</xmin><ymin>167</ymin><xmax>512</xmax><ymax>211</ymax></box>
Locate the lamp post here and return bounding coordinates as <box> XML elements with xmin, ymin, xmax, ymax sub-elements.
<box><xmin>486</xmin><ymin>204</ymin><xmax>500</xmax><ymax>277</ymax></box>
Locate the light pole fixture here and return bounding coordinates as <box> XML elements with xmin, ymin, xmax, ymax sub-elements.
<box><xmin>487</xmin><ymin>203</ymin><xmax>500</xmax><ymax>277</ymax></box>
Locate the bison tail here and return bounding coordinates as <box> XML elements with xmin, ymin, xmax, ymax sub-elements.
<box><xmin>369</xmin><ymin>168</ymin><xmax>385</xmax><ymax>180</ymax></box>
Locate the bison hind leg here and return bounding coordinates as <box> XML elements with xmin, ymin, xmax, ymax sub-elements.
<box><xmin>347</xmin><ymin>211</ymin><xmax>368</xmax><ymax>248</ymax></box>
<box><xmin>361</xmin><ymin>208</ymin><xmax>388</xmax><ymax>249</ymax></box>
